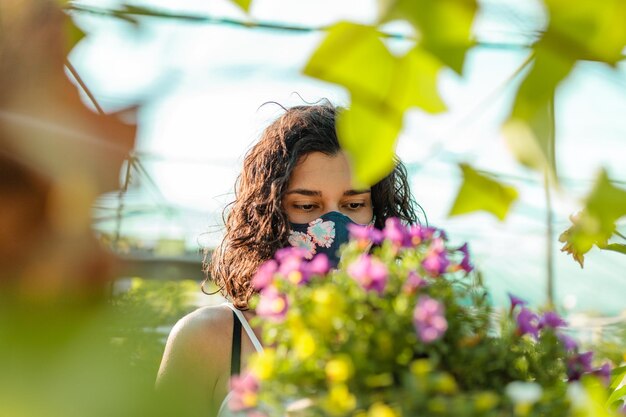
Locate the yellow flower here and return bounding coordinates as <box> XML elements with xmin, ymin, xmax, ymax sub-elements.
<box><xmin>248</xmin><ymin>349</ymin><xmax>276</xmax><ymax>381</ymax></box>
<box><xmin>368</xmin><ymin>402</ymin><xmax>399</xmax><ymax>417</ymax></box>
<box><xmin>410</xmin><ymin>359</ymin><xmax>432</xmax><ymax>377</ymax></box>
<box><xmin>287</xmin><ymin>270</ymin><xmax>303</xmax><ymax>284</ymax></box>
<box><xmin>433</xmin><ymin>372</ymin><xmax>458</xmax><ymax>394</ymax></box>
<box><xmin>294</xmin><ymin>330</ymin><xmax>316</xmax><ymax>359</ymax></box>
<box><xmin>325</xmin><ymin>355</ymin><xmax>354</xmax><ymax>383</ymax></box>
<box><xmin>474</xmin><ymin>391</ymin><xmax>499</xmax><ymax>412</ymax></box>
<box><xmin>324</xmin><ymin>384</ymin><xmax>356</xmax><ymax>415</ymax></box>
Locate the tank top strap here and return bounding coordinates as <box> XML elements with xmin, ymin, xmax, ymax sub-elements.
<box><xmin>222</xmin><ymin>302</ymin><xmax>264</xmax><ymax>353</ymax></box>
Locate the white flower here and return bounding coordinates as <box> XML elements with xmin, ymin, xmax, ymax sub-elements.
<box><xmin>505</xmin><ymin>381</ymin><xmax>542</xmax><ymax>404</ymax></box>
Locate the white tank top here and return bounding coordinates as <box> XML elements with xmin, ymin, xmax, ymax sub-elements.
<box><xmin>217</xmin><ymin>302</ymin><xmax>264</xmax><ymax>417</ymax></box>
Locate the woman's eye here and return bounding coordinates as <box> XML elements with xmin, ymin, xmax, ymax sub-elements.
<box><xmin>345</xmin><ymin>202</ymin><xmax>365</xmax><ymax>210</ymax></box>
<box><xmin>294</xmin><ymin>204</ymin><xmax>317</xmax><ymax>212</ymax></box>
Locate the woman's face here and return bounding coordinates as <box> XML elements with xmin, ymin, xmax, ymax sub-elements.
<box><xmin>282</xmin><ymin>151</ymin><xmax>374</xmax><ymax>224</ymax></box>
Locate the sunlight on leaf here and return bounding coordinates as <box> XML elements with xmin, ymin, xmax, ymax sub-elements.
<box><xmin>378</xmin><ymin>0</ymin><xmax>478</xmax><ymax>74</ymax></box>
<box><xmin>449</xmin><ymin>164</ymin><xmax>518</xmax><ymax>221</ymax></box>
<box><xmin>304</xmin><ymin>23</ymin><xmax>446</xmax><ymax>186</ymax></box>
<box><xmin>336</xmin><ymin>102</ymin><xmax>399</xmax><ymax>188</ymax></box>
<box><xmin>558</xmin><ymin>169</ymin><xmax>626</xmax><ymax>267</ymax></box>
<box><xmin>543</xmin><ymin>0</ymin><xmax>626</xmax><ymax>65</ymax></box>
<box><xmin>502</xmin><ymin>48</ymin><xmax>574</xmax><ymax>177</ymax></box>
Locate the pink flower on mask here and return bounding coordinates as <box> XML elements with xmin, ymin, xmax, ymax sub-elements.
<box><xmin>287</xmin><ymin>231</ymin><xmax>316</xmax><ymax>259</ymax></box>
<box><xmin>307</xmin><ymin>218</ymin><xmax>335</xmax><ymax>248</ymax></box>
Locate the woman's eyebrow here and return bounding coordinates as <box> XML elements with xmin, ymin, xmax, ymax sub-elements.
<box><xmin>285</xmin><ymin>188</ymin><xmax>322</xmax><ymax>197</ymax></box>
<box><xmin>343</xmin><ymin>189</ymin><xmax>371</xmax><ymax>196</ymax></box>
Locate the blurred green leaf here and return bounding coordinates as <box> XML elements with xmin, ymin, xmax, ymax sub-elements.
<box><xmin>449</xmin><ymin>164</ymin><xmax>519</xmax><ymax>221</ymax></box>
<box><xmin>559</xmin><ymin>169</ymin><xmax>626</xmax><ymax>267</ymax></box>
<box><xmin>602</xmin><ymin>243</ymin><xmax>626</xmax><ymax>255</ymax></box>
<box><xmin>543</xmin><ymin>0</ymin><xmax>626</xmax><ymax>65</ymax></box>
<box><xmin>230</xmin><ymin>0</ymin><xmax>252</xmax><ymax>13</ymax></box>
<box><xmin>378</xmin><ymin>0</ymin><xmax>478</xmax><ymax>74</ymax></box>
<box><xmin>304</xmin><ymin>22</ymin><xmax>446</xmax><ymax>186</ymax></box>
<box><xmin>502</xmin><ymin>49</ymin><xmax>574</xmax><ymax>176</ymax></box>
<box><xmin>64</xmin><ymin>16</ymin><xmax>85</xmax><ymax>53</ymax></box>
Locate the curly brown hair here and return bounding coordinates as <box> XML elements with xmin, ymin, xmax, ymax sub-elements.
<box><xmin>204</xmin><ymin>103</ymin><xmax>419</xmax><ymax>309</ymax></box>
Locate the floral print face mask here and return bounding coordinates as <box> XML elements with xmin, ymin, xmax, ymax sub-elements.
<box><xmin>288</xmin><ymin>211</ymin><xmax>368</xmax><ymax>267</ymax></box>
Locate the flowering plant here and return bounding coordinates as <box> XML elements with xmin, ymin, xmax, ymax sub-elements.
<box><xmin>232</xmin><ymin>219</ymin><xmax>622</xmax><ymax>417</ymax></box>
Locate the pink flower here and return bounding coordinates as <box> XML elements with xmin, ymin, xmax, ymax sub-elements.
<box><xmin>347</xmin><ymin>254</ymin><xmax>388</xmax><ymax>294</ymax></box>
<box><xmin>305</xmin><ymin>253</ymin><xmax>331</xmax><ymax>276</ymax></box>
<box><xmin>384</xmin><ymin>218</ymin><xmax>411</xmax><ymax>247</ymax></box>
<box><xmin>256</xmin><ymin>287</ymin><xmax>288</xmax><ymax>322</ymax></box>
<box><xmin>421</xmin><ymin>238</ymin><xmax>450</xmax><ymax>277</ymax></box>
<box><xmin>287</xmin><ymin>231</ymin><xmax>316</xmax><ymax>259</ymax></box>
<box><xmin>403</xmin><ymin>271</ymin><xmax>426</xmax><ymax>294</ymax></box>
<box><xmin>347</xmin><ymin>223</ymin><xmax>384</xmax><ymax>245</ymax></box>
<box><xmin>229</xmin><ymin>373</ymin><xmax>260</xmax><ymax>412</ymax></box>
<box><xmin>508</xmin><ymin>293</ymin><xmax>527</xmax><ymax>310</ymax></box>
<box><xmin>557</xmin><ymin>333</ymin><xmax>578</xmax><ymax>351</ymax></box>
<box><xmin>307</xmin><ymin>218</ymin><xmax>335</xmax><ymax>248</ymax></box>
<box><xmin>413</xmin><ymin>296</ymin><xmax>448</xmax><ymax>343</ymax></box>
<box><xmin>252</xmin><ymin>260</ymin><xmax>278</xmax><ymax>291</ymax></box>
<box><xmin>567</xmin><ymin>351</ymin><xmax>594</xmax><ymax>381</ymax></box>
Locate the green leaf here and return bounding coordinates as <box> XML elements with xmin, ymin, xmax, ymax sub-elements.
<box><xmin>559</xmin><ymin>169</ymin><xmax>626</xmax><ymax>266</ymax></box>
<box><xmin>449</xmin><ymin>164</ymin><xmax>519</xmax><ymax>221</ymax></box>
<box><xmin>502</xmin><ymin>48</ymin><xmax>574</xmax><ymax>176</ymax></box>
<box><xmin>64</xmin><ymin>16</ymin><xmax>86</xmax><ymax>53</ymax></box>
<box><xmin>607</xmin><ymin>385</ymin><xmax>626</xmax><ymax>408</ymax></box>
<box><xmin>304</xmin><ymin>22</ymin><xmax>446</xmax><ymax>186</ymax></box>
<box><xmin>230</xmin><ymin>0</ymin><xmax>253</xmax><ymax>13</ymax></box>
<box><xmin>336</xmin><ymin>101</ymin><xmax>399</xmax><ymax>188</ymax></box>
<box><xmin>543</xmin><ymin>0</ymin><xmax>626</xmax><ymax>65</ymax></box>
<box><xmin>601</xmin><ymin>243</ymin><xmax>626</xmax><ymax>255</ymax></box>
<box><xmin>378</xmin><ymin>0</ymin><xmax>478</xmax><ymax>74</ymax></box>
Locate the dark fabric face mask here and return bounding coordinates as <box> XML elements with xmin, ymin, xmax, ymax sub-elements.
<box><xmin>288</xmin><ymin>211</ymin><xmax>367</xmax><ymax>267</ymax></box>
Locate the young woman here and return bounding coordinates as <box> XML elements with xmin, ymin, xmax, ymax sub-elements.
<box><xmin>156</xmin><ymin>103</ymin><xmax>418</xmax><ymax>416</ymax></box>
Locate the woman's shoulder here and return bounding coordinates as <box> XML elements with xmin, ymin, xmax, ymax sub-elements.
<box><xmin>157</xmin><ymin>303</ymin><xmax>234</xmax><ymax>388</ymax></box>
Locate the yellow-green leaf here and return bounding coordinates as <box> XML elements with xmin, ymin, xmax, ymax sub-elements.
<box><xmin>378</xmin><ymin>0</ymin><xmax>478</xmax><ymax>74</ymax></box>
<box><xmin>304</xmin><ymin>22</ymin><xmax>396</xmax><ymax>104</ymax></box>
<box><xmin>559</xmin><ymin>169</ymin><xmax>626</xmax><ymax>267</ymax></box>
<box><xmin>543</xmin><ymin>0</ymin><xmax>626</xmax><ymax>65</ymax></box>
<box><xmin>502</xmin><ymin>47</ymin><xmax>574</xmax><ymax>176</ymax></box>
<box><xmin>230</xmin><ymin>0</ymin><xmax>252</xmax><ymax>13</ymax></box>
<box><xmin>449</xmin><ymin>164</ymin><xmax>518</xmax><ymax>221</ymax></box>
<box><xmin>304</xmin><ymin>23</ymin><xmax>447</xmax><ymax>186</ymax></box>
<box><xmin>336</xmin><ymin>102</ymin><xmax>399</xmax><ymax>188</ymax></box>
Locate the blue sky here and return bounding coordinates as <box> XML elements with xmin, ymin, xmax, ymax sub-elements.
<box><xmin>70</xmin><ymin>0</ymin><xmax>626</xmax><ymax>314</ymax></box>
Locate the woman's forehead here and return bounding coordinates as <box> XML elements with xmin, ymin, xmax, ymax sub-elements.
<box><xmin>287</xmin><ymin>152</ymin><xmax>353</xmax><ymax>191</ymax></box>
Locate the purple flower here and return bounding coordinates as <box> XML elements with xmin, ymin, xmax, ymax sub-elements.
<box><xmin>305</xmin><ymin>253</ymin><xmax>331</xmax><ymax>276</ymax></box>
<box><xmin>347</xmin><ymin>254</ymin><xmax>388</xmax><ymax>294</ymax></box>
<box><xmin>567</xmin><ymin>351</ymin><xmax>594</xmax><ymax>381</ymax></box>
<box><xmin>229</xmin><ymin>373</ymin><xmax>259</xmax><ymax>411</ymax></box>
<box><xmin>539</xmin><ymin>311</ymin><xmax>567</xmax><ymax>329</ymax></box>
<box><xmin>252</xmin><ymin>260</ymin><xmax>278</xmax><ymax>291</ymax></box>
<box><xmin>593</xmin><ymin>363</ymin><xmax>612</xmax><ymax>385</ymax></box>
<box><xmin>457</xmin><ymin>243</ymin><xmax>474</xmax><ymax>273</ymax></box>
<box><xmin>347</xmin><ymin>223</ymin><xmax>384</xmax><ymax>245</ymax></box>
<box><xmin>384</xmin><ymin>218</ymin><xmax>411</xmax><ymax>247</ymax></box>
<box><xmin>421</xmin><ymin>238</ymin><xmax>450</xmax><ymax>277</ymax></box>
<box><xmin>557</xmin><ymin>333</ymin><xmax>578</xmax><ymax>351</ymax></box>
<box><xmin>256</xmin><ymin>286</ymin><xmax>288</xmax><ymax>322</ymax></box>
<box><xmin>413</xmin><ymin>296</ymin><xmax>448</xmax><ymax>343</ymax></box>
<box><xmin>508</xmin><ymin>293</ymin><xmax>527</xmax><ymax>310</ymax></box>
<box><xmin>516</xmin><ymin>307</ymin><xmax>540</xmax><ymax>339</ymax></box>
<box><xmin>403</xmin><ymin>271</ymin><xmax>426</xmax><ymax>294</ymax></box>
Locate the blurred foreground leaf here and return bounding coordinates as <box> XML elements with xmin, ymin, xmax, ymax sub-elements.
<box><xmin>304</xmin><ymin>22</ymin><xmax>445</xmax><ymax>186</ymax></box>
<box><xmin>449</xmin><ymin>164</ymin><xmax>519</xmax><ymax>221</ymax></box>
<box><xmin>377</xmin><ymin>0</ymin><xmax>478</xmax><ymax>74</ymax></box>
<box><xmin>558</xmin><ymin>170</ymin><xmax>626</xmax><ymax>267</ymax></box>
